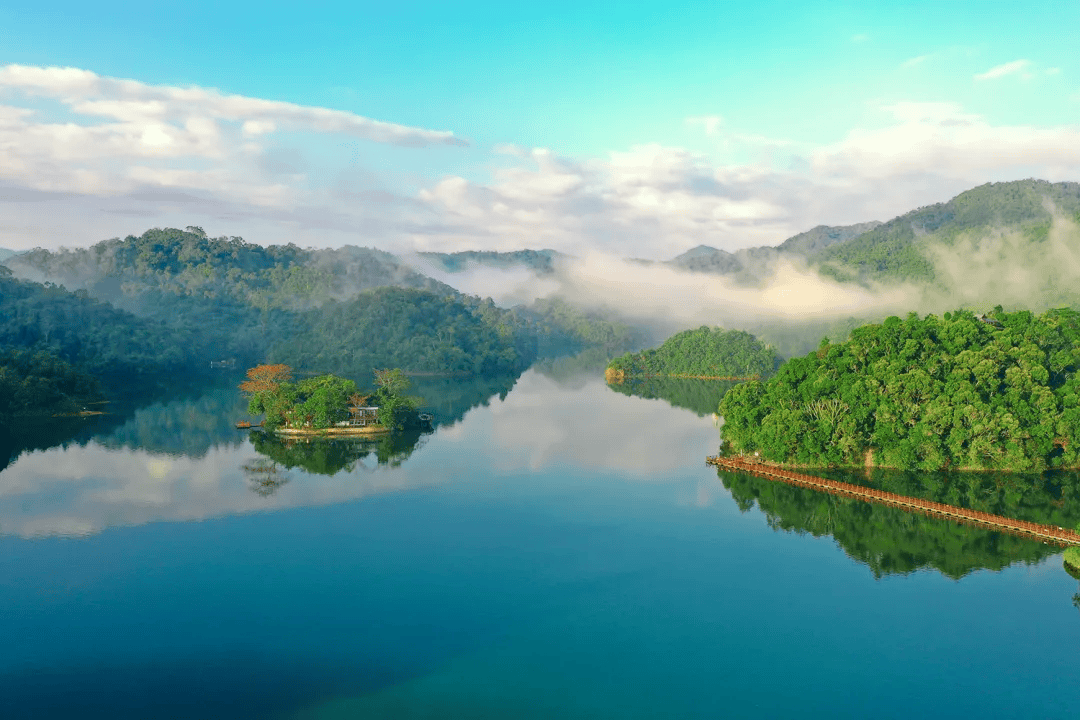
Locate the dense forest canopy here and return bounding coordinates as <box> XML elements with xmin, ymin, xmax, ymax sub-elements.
<box><xmin>0</xmin><ymin>272</ymin><xmax>201</xmax><ymax>379</ymax></box>
<box><xmin>270</xmin><ymin>287</ymin><xmax>535</xmax><ymax>376</ymax></box>
<box><xmin>0</xmin><ymin>348</ymin><xmax>104</xmax><ymax>418</ymax></box>
<box><xmin>719</xmin><ymin>308</ymin><xmax>1080</xmax><ymax>472</ymax></box>
<box><xmin>4</xmin><ymin>178</ymin><xmax>1080</xmax><ymax>399</ymax></box>
<box><xmin>1</xmin><ymin>227</ymin><xmax>644</xmax><ymax>384</ymax></box>
<box><xmin>5</xmin><ymin>226</ymin><xmax>453</xmax><ymax>312</ymax></box>
<box><xmin>523</xmin><ymin>297</ymin><xmax>649</xmax><ymax>358</ymax></box>
<box><xmin>607</xmin><ymin>326</ymin><xmax>779</xmax><ymax>381</ymax></box>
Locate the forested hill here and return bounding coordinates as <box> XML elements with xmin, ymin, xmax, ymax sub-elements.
<box><xmin>607</xmin><ymin>326</ymin><xmax>779</xmax><ymax>381</ymax></box>
<box><xmin>269</xmin><ymin>287</ymin><xmax>535</xmax><ymax>376</ymax></box>
<box><xmin>0</xmin><ymin>269</ymin><xmax>203</xmax><ymax>378</ymax></box>
<box><xmin>652</xmin><ymin>180</ymin><xmax>1080</xmax><ymax>292</ymax></box>
<box><xmin>719</xmin><ymin>308</ymin><xmax>1080</xmax><ymax>472</ymax></box>
<box><xmin>1</xmin><ymin>227</ymin><xmax>649</xmax><ymax>380</ymax></box>
<box><xmin>4</xmin><ymin>227</ymin><xmax>454</xmax><ymax>313</ymax></box>
<box><xmin>815</xmin><ymin>179</ymin><xmax>1080</xmax><ymax>283</ymax></box>
<box><xmin>0</xmin><ymin>348</ymin><xmax>105</xmax><ymax>418</ymax></box>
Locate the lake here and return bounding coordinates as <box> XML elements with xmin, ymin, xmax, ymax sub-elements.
<box><xmin>1</xmin><ymin>368</ymin><xmax>1078</xmax><ymax>719</ymax></box>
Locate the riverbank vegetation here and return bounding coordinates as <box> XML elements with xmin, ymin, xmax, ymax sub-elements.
<box><xmin>606</xmin><ymin>326</ymin><xmax>779</xmax><ymax>382</ymax></box>
<box><xmin>719</xmin><ymin>308</ymin><xmax>1080</xmax><ymax>472</ymax></box>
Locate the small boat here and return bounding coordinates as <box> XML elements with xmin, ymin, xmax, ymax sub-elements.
<box><xmin>236</xmin><ymin>420</ymin><xmax>261</xmax><ymax>429</ymax></box>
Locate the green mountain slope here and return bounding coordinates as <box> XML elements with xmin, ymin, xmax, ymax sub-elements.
<box><xmin>4</xmin><ymin>227</ymin><xmax>454</xmax><ymax>312</ymax></box>
<box><xmin>0</xmin><ymin>268</ymin><xmax>204</xmax><ymax>378</ymax></box>
<box><xmin>268</xmin><ymin>287</ymin><xmax>536</xmax><ymax>376</ymax></box>
<box><xmin>816</xmin><ymin>179</ymin><xmax>1080</xmax><ymax>283</ymax></box>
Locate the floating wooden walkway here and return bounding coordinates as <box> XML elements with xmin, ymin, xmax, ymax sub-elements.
<box><xmin>707</xmin><ymin>455</ymin><xmax>1080</xmax><ymax>547</ymax></box>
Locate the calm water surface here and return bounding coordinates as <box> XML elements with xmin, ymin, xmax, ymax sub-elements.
<box><xmin>1</xmin><ymin>369</ymin><xmax>1078</xmax><ymax>719</ymax></box>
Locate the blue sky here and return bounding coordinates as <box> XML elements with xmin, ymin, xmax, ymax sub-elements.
<box><xmin>1</xmin><ymin>0</ymin><xmax>1078</xmax><ymax>257</ymax></box>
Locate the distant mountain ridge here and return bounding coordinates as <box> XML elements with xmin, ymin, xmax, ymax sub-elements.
<box><xmin>815</xmin><ymin>179</ymin><xmax>1080</xmax><ymax>283</ymax></box>
<box><xmin>666</xmin><ymin>221</ymin><xmax>884</xmax><ymax>280</ymax></box>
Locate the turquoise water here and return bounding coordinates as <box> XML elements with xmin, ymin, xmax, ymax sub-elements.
<box><xmin>1</xmin><ymin>370</ymin><xmax>1078</xmax><ymax>718</ymax></box>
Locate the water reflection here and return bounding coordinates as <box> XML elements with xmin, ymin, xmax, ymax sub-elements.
<box><xmin>409</xmin><ymin>373</ymin><xmax>520</xmax><ymax>427</ymax></box>
<box><xmin>248</xmin><ymin>428</ymin><xmax>431</xmax><ymax>481</ymax></box>
<box><xmin>606</xmin><ymin>377</ymin><xmax>740</xmax><ymax>416</ymax></box>
<box><xmin>448</xmin><ymin>371</ymin><xmax>718</xmax><ymax>475</ymax></box>
<box><xmin>0</xmin><ymin>369</ymin><xmax>718</xmax><ymax>537</ymax></box>
<box><xmin>717</xmin><ymin>468</ymin><xmax>1080</xmax><ymax>579</ymax></box>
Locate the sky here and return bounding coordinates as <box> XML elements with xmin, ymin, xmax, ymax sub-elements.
<box><xmin>1</xmin><ymin>0</ymin><xmax>1079</xmax><ymax>258</ymax></box>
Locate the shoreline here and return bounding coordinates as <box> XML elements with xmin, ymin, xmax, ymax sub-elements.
<box><xmin>275</xmin><ymin>426</ymin><xmax>391</xmax><ymax>437</ymax></box>
<box><xmin>717</xmin><ymin>452</ymin><xmax>1080</xmax><ymax>475</ymax></box>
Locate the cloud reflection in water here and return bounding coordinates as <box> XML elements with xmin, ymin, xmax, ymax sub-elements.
<box><xmin>0</xmin><ymin>371</ymin><xmax>717</xmax><ymax>537</ymax></box>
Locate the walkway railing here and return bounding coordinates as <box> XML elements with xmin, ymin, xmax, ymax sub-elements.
<box><xmin>706</xmin><ymin>455</ymin><xmax>1080</xmax><ymax>547</ymax></box>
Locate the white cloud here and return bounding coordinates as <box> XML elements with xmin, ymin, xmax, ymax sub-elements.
<box><xmin>901</xmin><ymin>54</ymin><xmax>930</xmax><ymax>68</ymax></box>
<box><xmin>0</xmin><ymin>64</ymin><xmax>464</xmax><ymax>211</ymax></box>
<box><xmin>811</xmin><ymin>102</ymin><xmax>1080</xmax><ymax>179</ymax></box>
<box><xmin>0</xmin><ymin>65</ymin><xmax>464</xmax><ymax>147</ymax></box>
<box><xmin>0</xmin><ymin>64</ymin><xmax>1079</xmax><ymax>262</ymax></box>
<box><xmin>974</xmin><ymin>59</ymin><xmax>1032</xmax><ymax>81</ymax></box>
<box><xmin>406</xmin><ymin>99</ymin><xmax>1080</xmax><ymax>258</ymax></box>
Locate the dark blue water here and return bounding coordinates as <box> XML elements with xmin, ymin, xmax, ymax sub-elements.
<box><xmin>1</xmin><ymin>370</ymin><xmax>1078</xmax><ymax>719</ymax></box>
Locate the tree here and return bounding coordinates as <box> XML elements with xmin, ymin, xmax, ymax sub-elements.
<box><xmin>240</xmin><ymin>364</ymin><xmax>295</xmax><ymax>427</ymax></box>
<box><xmin>373</xmin><ymin>368</ymin><xmax>417</xmax><ymax>431</ymax></box>
<box><xmin>239</xmin><ymin>363</ymin><xmax>293</xmax><ymax>395</ymax></box>
<box><xmin>374</xmin><ymin>368</ymin><xmax>410</xmax><ymax>397</ymax></box>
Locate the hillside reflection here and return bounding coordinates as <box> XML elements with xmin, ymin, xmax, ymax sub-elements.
<box><xmin>0</xmin><ymin>370</ymin><xmax>717</xmax><ymax>537</ymax></box>
<box><xmin>718</xmin><ymin>467</ymin><xmax>1080</xmax><ymax>578</ymax></box>
<box><xmin>606</xmin><ymin>377</ymin><xmax>740</xmax><ymax>416</ymax></box>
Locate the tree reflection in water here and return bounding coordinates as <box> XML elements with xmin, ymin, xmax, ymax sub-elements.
<box><xmin>606</xmin><ymin>377</ymin><xmax>740</xmax><ymax>416</ymax></box>
<box><xmin>718</xmin><ymin>467</ymin><xmax>1080</xmax><ymax>581</ymax></box>
<box><xmin>246</xmin><ymin>427</ymin><xmax>430</xmax><ymax>491</ymax></box>
<box><xmin>243</xmin><ymin>457</ymin><xmax>290</xmax><ymax>497</ymax></box>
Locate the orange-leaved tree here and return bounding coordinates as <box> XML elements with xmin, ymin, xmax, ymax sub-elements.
<box><xmin>240</xmin><ymin>364</ymin><xmax>294</xmax><ymax>426</ymax></box>
<box><xmin>239</xmin><ymin>364</ymin><xmax>293</xmax><ymax>395</ymax></box>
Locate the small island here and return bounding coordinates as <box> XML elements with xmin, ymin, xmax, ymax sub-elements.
<box><xmin>719</xmin><ymin>308</ymin><xmax>1080</xmax><ymax>472</ymax></box>
<box><xmin>240</xmin><ymin>364</ymin><xmax>428</xmax><ymax>436</ymax></box>
<box><xmin>605</xmin><ymin>326</ymin><xmax>779</xmax><ymax>383</ymax></box>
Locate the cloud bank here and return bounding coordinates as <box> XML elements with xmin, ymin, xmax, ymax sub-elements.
<box><xmin>1</xmin><ymin>65</ymin><xmax>1079</xmax><ymax>259</ymax></box>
